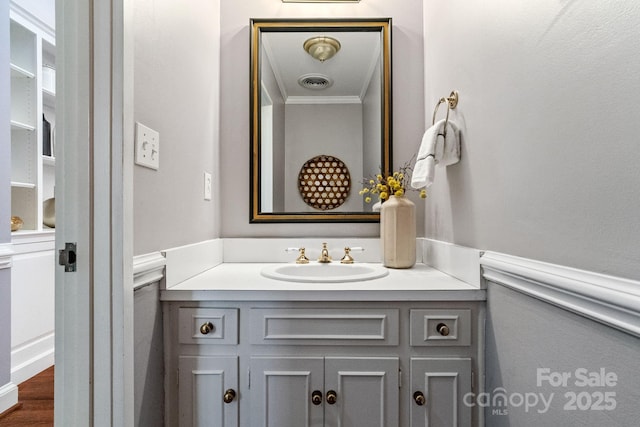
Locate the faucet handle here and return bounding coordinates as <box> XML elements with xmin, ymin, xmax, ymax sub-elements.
<box><xmin>341</xmin><ymin>247</ymin><xmax>354</xmax><ymax>264</ymax></box>
<box><xmin>341</xmin><ymin>247</ymin><xmax>364</xmax><ymax>264</ymax></box>
<box><xmin>285</xmin><ymin>247</ymin><xmax>310</xmax><ymax>264</ymax></box>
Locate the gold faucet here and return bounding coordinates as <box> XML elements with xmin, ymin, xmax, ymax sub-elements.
<box><xmin>296</xmin><ymin>248</ymin><xmax>310</xmax><ymax>264</ymax></box>
<box><xmin>318</xmin><ymin>243</ymin><xmax>332</xmax><ymax>263</ymax></box>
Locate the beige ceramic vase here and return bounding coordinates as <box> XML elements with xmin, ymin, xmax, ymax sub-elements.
<box><xmin>380</xmin><ymin>195</ymin><xmax>416</xmax><ymax>268</ymax></box>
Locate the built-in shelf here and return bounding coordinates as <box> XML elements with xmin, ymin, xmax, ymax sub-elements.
<box><xmin>10</xmin><ymin>7</ymin><xmax>56</xmax><ymax>235</ymax></box>
<box><xmin>42</xmin><ymin>155</ymin><xmax>55</xmax><ymax>166</ymax></box>
<box><xmin>10</xmin><ymin>120</ymin><xmax>36</xmax><ymax>131</ymax></box>
<box><xmin>11</xmin><ymin>181</ymin><xmax>37</xmax><ymax>189</ymax></box>
<box><xmin>43</xmin><ymin>88</ymin><xmax>55</xmax><ymax>107</ymax></box>
<box><xmin>10</xmin><ymin>229</ymin><xmax>55</xmax><ymax>237</ymax></box>
<box><xmin>10</xmin><ymin>63</ymin><xmax>35</xmax><ymax>79</ymax></box>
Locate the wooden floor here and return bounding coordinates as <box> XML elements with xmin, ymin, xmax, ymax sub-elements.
<box><xmin>0</xmin><ymin>366</ymin><xmax>54</xmax><ymax>426</ymax></box>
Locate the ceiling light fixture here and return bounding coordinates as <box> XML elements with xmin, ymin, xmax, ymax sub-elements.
<box><xmin>303</xmin><ymin>36</ymin><xmax>341</xmax><ymax>62</ymax></box>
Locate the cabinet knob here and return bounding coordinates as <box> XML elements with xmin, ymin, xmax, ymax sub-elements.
<box><xmin>223</xmin><ymin>389</ymin><xmax>236</xmax><ymax>404</ymax></box>
<box><xmin>200</xmin><ymin>322</ymin><xmax>214</xmax><ymax>335</ymax></box>
<box><xmin>311</xmin><ymin>390</ymin><xmax>323</xmax><ymax>405</ymax></box>
<box><xmin>436</xmin><ymin>323</ymin><xmax>450</xmax><ymax>336</ymax></box>
<box><xmin>326</xmin><ymin>390</ymin><xmax>337</xmax><ymax>405</ymax></box>
<box><xmin>413</xmin><ymin>391</ymin><xmax>426</xmax><ymax>406</ymax></box>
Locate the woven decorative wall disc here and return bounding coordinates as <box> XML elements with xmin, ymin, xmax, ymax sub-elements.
<box><xmin>298</xmin><ymin>155</ymin><xmax>351</xmax><ymax>210</ymax></box>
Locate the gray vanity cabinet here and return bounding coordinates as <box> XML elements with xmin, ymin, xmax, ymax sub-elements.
<box><xmin>163</xmin><ymin>300</ymin><xmax>483</xmax><ymax>427</ymax></box>
<box><xmin>410</xmin><ymin>358</ymin><xmax>472</xmax><ymax>427</ymax></box>
<box><xmin>178</xmin><ymin>356</ymin><xmax>239</xmax><ymax>427</ymax></box>
<box><xmin>250</xmin><ymin>356</ymin><xmax>399</xmax><ymax>427</ymax></box>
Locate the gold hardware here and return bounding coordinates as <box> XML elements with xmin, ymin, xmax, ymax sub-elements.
<box><xmin>200</xmin><ymin>322</ymin><xmax>214</xmax><ymax>335</ymax></box>
<box><xmin>223</xmin><ymin>389</ymin><xmax>236</xmax><ymax>404</ymax></box>
<box><xmin>296</xmin><ymin>248</ymin><xmax>310</xmax><ymax>264</ymax></box>
<box><xmin>413</xmin><ymin>391</ymin><xmax>426</xmax><ymax>406</ymax></box>
<box><xmin>303</xmin><ymin>36</ymin><xmax>341</xmax><ymax>62</ymax></box>
<box><xmin>311</xmin><ymin>390</ymin><xmax>323</xmax><ymax>405</ymax></box>
<box><xmin>326</xmin><ymin>390</ymin><xmax>337</xmax><ymax>404</ymax></box>
<box><xmin>318</xmin><ymin>243</ymin><xmax>332</xmax><ymax>263</ymax></box>
<box><xmin>432</xmin><ymin>90</ymin><xmax>459</xmax><ymax>137</ymax></box>
<box><xmin>436</xmin><ymin>323</ymin><xmax>450</xmax><ymax>336</ymax></box>
<box><xmin>340</xmin><ymin>247</ymin><xmax>354</xmax><ymax>264</ymax></box>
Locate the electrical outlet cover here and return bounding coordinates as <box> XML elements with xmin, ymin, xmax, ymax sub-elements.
<box><xmin>135</xmin><ymin>122</ymin><xmax>159</xmax><ymax>170</ymax></box>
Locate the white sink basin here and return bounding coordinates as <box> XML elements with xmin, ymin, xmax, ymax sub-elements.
<box><xmin>260</xmin><ymin>263</ymin><xmax>389</xmax><ymax>283</ymax></box>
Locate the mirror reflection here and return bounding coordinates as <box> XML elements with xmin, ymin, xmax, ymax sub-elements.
<box><xmin>250</xmin><ymin>19</ymin><xmax>392</xmax><ymax>222</ymax></box>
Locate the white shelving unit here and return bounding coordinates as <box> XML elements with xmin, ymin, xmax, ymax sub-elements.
<box><xmin>8</xmin><ymin>2</ymin><xmax>57</xmax><ymax>385</ymax></box>
<box><xmin>10</xmin><ymin>6</ymin><xmax>55</xmax><ymax>235</ymax></box>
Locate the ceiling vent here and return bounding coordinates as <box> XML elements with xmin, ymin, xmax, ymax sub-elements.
<box><xmin>298</xmin><ymin>74</ymin><xmax>334</xmax><ymax>90</ymax></box>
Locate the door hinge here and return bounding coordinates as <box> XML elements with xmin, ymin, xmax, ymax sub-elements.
<box><xmin>58</xmin><ymin>242</ymin><xmax>77</xmax><ymax>272</ymax></box>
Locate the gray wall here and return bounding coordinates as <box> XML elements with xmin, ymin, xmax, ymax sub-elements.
<box><xmin>485</xmin><ymin>283</ymin><xmax>640</xmax><ymax>426</ymax></box>
<box><xmin>284</xmin><ymin>103</ymin><xmax>363</xmax><ymax>212</ymax></box>
<box><xmin>133</xmin><ymin>283</ymin><xmax>164</xmax><ymax>427</ymax></box>
<box><xmin>220</xmin><ymin>0</ymin><xmax>426</xmax><ymax>237</ymax></box>
<box><xmin>133</xmin><ymin>0</ymin><xmax>220</xmax><ymax>255</ymax></box>
<box><xmin>1</xmin><ymin>0</ymin><xmax>12</xmax><ymax>391</ymax></box>
<box><xmin>422</xmin><ymin>0</ymin><xmax>640</xmax><ymax>281</ymax></box>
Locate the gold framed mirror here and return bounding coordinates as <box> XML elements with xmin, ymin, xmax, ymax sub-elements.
<box><xmin>250</xmin><ymin>18</ymin><xmax>392</xmax><ymax>223</ymax></box>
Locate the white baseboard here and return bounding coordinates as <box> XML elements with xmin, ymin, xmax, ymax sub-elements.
<box><xmin>163</xmin><ymin>239</ymin><xmax>223</xmax><ymax>288</ymax></box>
<box><xmin>481</xmin><ymin>252</ymin><xmax>640</xmax><ymax>338</ymax></box>
<box><xmin>11</xmin><ymin>332</ymin><xmax>55</xmax><ymax>385</ymax></box>
<box><xmin>0</xmin><ymin>382</ymin><xmax>19</xmax><ymax>416</ymax></box>
<box><xmin>223</xmin><ymin>238</ymin><xmax>383</xmax><ymax>263</ymax></box>
<box><xmin>421</xmin><ymin>238</ymin><xmax>482</xmax><ymax>288</ymax></box>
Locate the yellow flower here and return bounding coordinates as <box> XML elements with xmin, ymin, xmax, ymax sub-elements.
<box><xmin>394</xmin><ymin>189</ymin><xmax>404</xmax><ymax>197</ymax></box>
<box><xmin>365</xmin><ymin>196</ymin><xmax>372</xmax><ymax>203</ymax></box>
<box><xmin>376</xmin><ymin>174</ymin><xmax>383</xmax><ymax>181</ymax></box>
<box><xmin>419</xmin><ymin>189</ymin><xmax>427</xmax><ymax>199</ymax></box>
<box><xmin>363</xmin><ymin>188</ymin><xmax>369</xmax><ymax>193</ymax></box>
<box><xmin>369</xmin><ymin>179</ymin><xmax>375</xmax><ymax>185</ymax></box>
<box><xmin>380</xmin><ymin>191</ymin><xmax>388</xmax><ymax>200</ymax></box>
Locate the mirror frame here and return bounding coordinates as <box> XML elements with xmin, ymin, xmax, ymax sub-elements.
<box><xmin>250</xmin><ymin>18</ymin><xmax>392</xmax><ymax>223</ymax></box>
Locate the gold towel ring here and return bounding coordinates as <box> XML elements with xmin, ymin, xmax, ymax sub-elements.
<box><xmin>432</xmin><ymin>90</ymin><xmax>459</xmax><ymax>136</ymax></box>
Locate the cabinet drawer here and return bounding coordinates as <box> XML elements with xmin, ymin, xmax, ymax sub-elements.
<box><xmin>251</xmin><ymin>308</ymin><xmax>399</xmax><ymax>346</ymax></box>
<box><xmin>178</xmin><ymin>308</ymin><xmax>238</xmax><ymax>345</ymax></box>
<box><xmin>410</xmin><ymin>309</ymin><xmax>471</xmax><ymax>347</ymax></box>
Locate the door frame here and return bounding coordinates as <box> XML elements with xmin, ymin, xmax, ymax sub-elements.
<box><xmin>54</xmin><ymin>0</ymin><xmax>134</xmax><ymax>425</ymax></box>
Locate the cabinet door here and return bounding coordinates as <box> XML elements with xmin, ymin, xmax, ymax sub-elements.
<box><xmin>410</xmin><ymin>358</ymin><xmax>472</xmax><ymax>427</ymax></box>
<box><xmin>178</xmin><ymin>356</ymin><xmax>239</xmax><ymax>427</ymax></box>
<box><xmin>250</xmin><ymin>357</ymin><xmax>324</xmax><ymax>427</ymax></box>
<box><xmin>324</xmin><ymin>357</ymin><xmax>399</xmax><ymax>427</ymax></box>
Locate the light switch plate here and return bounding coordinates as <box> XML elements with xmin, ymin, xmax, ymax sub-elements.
<box><xmin>204</xmin><ymin>172</ymin><xmax>212</xmax><ymax>200</ymax></box>
<box><xmin>135</xmin><ymin>122</ymin><xmax>159</xmax><ymax>170</ymax></box>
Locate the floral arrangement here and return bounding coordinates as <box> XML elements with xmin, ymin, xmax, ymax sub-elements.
<box><xmin>359</xmin><ymin>160</ymin><xmax>427</xmax><ymax>204</ymax></box>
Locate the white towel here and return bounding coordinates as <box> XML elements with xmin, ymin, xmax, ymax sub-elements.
<box><xmin>411</xmin><ymin>119</ymin><xmax>460</xmax><ymax>189</ymax></box>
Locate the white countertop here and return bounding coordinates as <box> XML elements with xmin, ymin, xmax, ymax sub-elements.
<box><xmin>160</xmin><ymin>263</ymin><xmax>485</xmax><ymax>302</ymax></box>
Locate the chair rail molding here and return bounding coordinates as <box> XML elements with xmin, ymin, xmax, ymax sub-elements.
<box><xmin>0</xmin><ymin>244</ymin><xmax>12</xmax><ymax>270</ymax></box>
<box><xmin>133</xmin><ymin>252</ymin><xmax>166</xmax><ymax>290</ymax></box>
<box><xmin>481</xmin><ymin>252</ymin><xmax>640</xmax><ymax>338</ymax></box>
